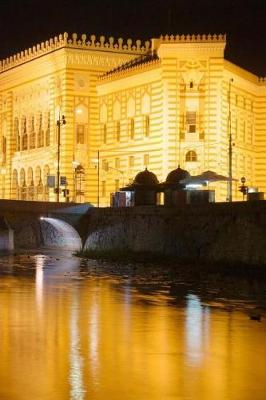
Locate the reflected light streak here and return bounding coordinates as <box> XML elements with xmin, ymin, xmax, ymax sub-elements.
<box><xmin>89</xmin><ymin>300</ymin><xmax>99</xmax><ymax>383</ymax></box>
<box><xmin>70</xmin><ymin>293</ymin><xmax>86</xmax><ymax>400</ymax></box>
<box><xmin>35</xmin><ymin>256</ymin><xmax>44</xmax><ymax>312</ymax></box>
<box><xmin>185</xmin><ymin>293</ymin><xmax>205</xmax><ymax>365</ymax></box>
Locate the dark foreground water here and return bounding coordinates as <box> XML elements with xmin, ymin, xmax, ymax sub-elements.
<box><xmin>0</xmin><ymin>252</ymin><xmax>266</xmax><ymax>400</ymax></box>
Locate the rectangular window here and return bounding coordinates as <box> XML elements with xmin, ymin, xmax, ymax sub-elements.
<box><xmin>103</xmin><ymin>123</ymin><xmax>107</xmax><ymax>144</ymax></box>
<box><xmin>115</xmin><ymin>158</ymin><xmax>120</xmax><ymax>169</ymax></box>
<box><xmin>101</xmin><ymin>181</ymin><xmax>106</xmax><ymax>197</ymax></box>
<box><xmin>102</xmin><ymin>159</ymin><xmax>108</xmax><ymax>171</ymax></box>
<box><xmin>130</xmin><ymin>118</ymin><xmax>135</xmax><ymax>139</ymax></box>
<box><xmin>129</xmin><ymin>156</ymin><xmax>134</xmax><ymax>168</ymax></box>
<box><xmin>77</xmin><ymin>124</ymin><xmax>85</xmax><ymax>144</ymax></box>
<box><xmin>116</xmin><ymin>121</ymin><xmax>120</xmax><ymax>141</ymax></box>
<box><xmin>144</xmin><ymin>115</ymin><xmax>150</xmax><ymax>137</ymax></box>
<box><xmin>144</xmin><ymin>154</ymin><xmax>149</xmax><ymax>167</ymax></box>
<box><xmin>186</xmin><ymin>111</ymin><xmax>197</xmax><ymax>133</ymax></box>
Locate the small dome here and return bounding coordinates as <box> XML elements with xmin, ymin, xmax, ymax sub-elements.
<box><xmin>133</xmin><ymin>168</ymin><xmax>159</xmax><ymax>186</ymax></box>
<box><xmin>166</xmin><ymin>166</ymin><xmax>190</xmax><ymax>184</ymax></box>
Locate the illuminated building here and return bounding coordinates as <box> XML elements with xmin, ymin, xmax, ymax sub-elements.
<box><xmin>0</xmin><ymin>33</ymin><xmax>265</xmax><ymax>205</ymax></box>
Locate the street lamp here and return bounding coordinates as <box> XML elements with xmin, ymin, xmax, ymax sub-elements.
<box><xmin>228</xmin><ymin>78</ymin><xmax>234</xmax><ymax>202</ymax></box>
<box><xmin>56</xmin><ymin>113</ymin><xmax>66</xmax><ymax>202</ymax></box>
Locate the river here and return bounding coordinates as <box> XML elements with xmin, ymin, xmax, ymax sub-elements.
<box><xmin>0</xmin><ymin>251</ymin><xmax>265</xmax><ymax>400</ymax></box>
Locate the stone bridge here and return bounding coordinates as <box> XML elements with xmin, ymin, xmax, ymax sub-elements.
<box><xmin>1</xmin><ymin>199</ymin><xmax>266</xmax><ymax>266</ymax></box>
<box><xmin>0</xmin><ymin>200</ymin><xmax>92</xmax><ymax>251</ymax></box>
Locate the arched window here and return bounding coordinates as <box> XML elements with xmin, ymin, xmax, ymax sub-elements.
<box><xmin>27</xmin><ymin>167</ymin><xmax>34</xmax><ymax>200</ymax></box>
<box><xmin>2</xmin><ymin>136</ymin><xmax>6</xmax><ymax>164</ymax></box>
<box><xmin>29</xmin><ymin>115</ymin><xmax>36</xmax><ymax>149</ymax></box>
<box><xmin>75</xmin><ymin>105</ymin><xmax>87</xmax><ymax>144</ymax></box>
<box><xmin>74</xmin><ymin>165</ymin><xmax>85</xmax><ymax>203</ymax></box>
<box><xmin>12</xmin><ymin>169</ymin><xmax>19</xmax><ymax>199</ymax></box>
<box><xmin>46</xmin><ymin>111</ymin><xmax>50</xmax><ymax>146</ymax></box>
<box><xmin>14</xmin><ymin>118</ymin><xmax>20</xmax><ymax>151</ymax></box>
<box><xmin>43</xmin><ymin>165</ymin><xmax>50</xmax><ymax>201</ymax></box>
<box><xmin>19</xmin><ymin>168</ymin><xmax>26</xmax><ymax>200</ymax></box>
<box><xmin>37</xmin><ymin>113</ymin><xmax>44</xmax><ymax>147</ymax></box>
<box><xmin>35</xmin><ymin>166</ymin><xmax>43</xmax><ymax>201</ymax></box>
<box><xmin>185</xmin><ymin>150</ymin><xmax>197</xmax><ymax>162</ymax></box>
<box><xmin>21</xmin><ymin>116</ymin><xmax>28</xmax><ymax>150</ymax></box>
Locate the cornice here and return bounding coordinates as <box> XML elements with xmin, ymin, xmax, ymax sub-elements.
<box><xmin>97</xmin><ymin>58</ymin><xmax>161</xmax><ymax>84</ymax></box>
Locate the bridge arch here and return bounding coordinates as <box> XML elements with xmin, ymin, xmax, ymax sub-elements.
<box><xmin>40</xmin><ymin>217</ymin><xmax>82</xmax><ymax>251</ymax></box>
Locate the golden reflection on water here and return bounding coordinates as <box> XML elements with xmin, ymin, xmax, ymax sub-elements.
<box><xmin>0</xmin><ymin>254</ymin><xmax>265</xmax><ymax>400</ymax></box>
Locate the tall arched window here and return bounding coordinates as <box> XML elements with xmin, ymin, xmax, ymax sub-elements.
<box><xmin>185</xmin><ymin>150</ymin><xmax>197</xmax><ymax>162</ymax></box>
<box><xmin>35</xmin><ymin>166</ymin><xmax>43</xmax><ymax>201</ymax></box>
<box><xmin>12</xmin><ymin>169</ymin><xmax>19</xmax><ymax>199</ymax></box>
<box><xmin>27</xmin><ymin>167</ymin><xmax>34</xmax><ymax>200</ymax></box>
<box><xmin>46</xmin><ymin>111</ymin><xmax>50</xmax><ymax>146</ymax></box>
<box><xmin>2</xmin><ymin>136</ymin><xmax>6</xmax><ymax>164</ymax></box>
<box><xmin>21</xmin><ymin>116</ymin><xmax>28</xmax><ymax>150</ymax></box>
<box><xmin>14</xmin><ymin>118</ymin><xmax>20</xmax><ymax>151</ymax></box>
<box><xmin>19</xmin><ymin>168</ymin><xmax>26</xmax><ymax>200</ymax></box>
<box><xmin>29</xmin><ymin>115</ymin><xmax>36</xmax><ymax>149</ymax></box>
<box><xmin>37</xmin><ymin>113</ymin><xmax>44</xmax><ymax>147</ymax></box>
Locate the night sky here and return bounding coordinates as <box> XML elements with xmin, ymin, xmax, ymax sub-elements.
<box><xmin>0</xmin><ymin>0</ymin><xmax>266</xmax><ymax>76</ymax></box>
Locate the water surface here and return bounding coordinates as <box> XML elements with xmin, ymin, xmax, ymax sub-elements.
<box><xmin>0</xmin><ymin>252</ymin><xmax>265</xmax><ymax>400</ymax></box>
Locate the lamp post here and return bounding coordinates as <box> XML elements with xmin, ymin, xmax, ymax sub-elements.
<box><xmin>228</xmin><ymin>78</ymin><xmax>234</xmax><ymax>202</ymax></box>
<box><xmin>56</xmin><ymin>113</ymin><xmax>66</xmax><ymax>202</ymax></box>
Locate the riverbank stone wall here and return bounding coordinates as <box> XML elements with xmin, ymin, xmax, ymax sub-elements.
<box><xmin>84</xmin><ymin>202</ymin><xmax>266</xmax><ymax>266</ymax></box>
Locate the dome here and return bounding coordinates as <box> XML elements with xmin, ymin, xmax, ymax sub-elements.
<box><xmin>166</xmin><ymin>166</ymin><xmax>190</xmax><ymax>184</ymax></box>
<box><xmin>133</xmin><ymin>168</ymin><xmax>159</xmax><ymax>186</ymax></box>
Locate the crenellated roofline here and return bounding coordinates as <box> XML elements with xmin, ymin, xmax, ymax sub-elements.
<box><xmin>0</xmin><ymin>33</ymin><xmax>151</xmax><ymax>73</ymax></box>
<box><xmin>159</xmin><ymin>33</ymin><xmax>226</xmax><ymax>43</ymax></box>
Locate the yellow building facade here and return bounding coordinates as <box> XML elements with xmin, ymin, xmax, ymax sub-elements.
<box><xmin>0</xmin><ymin>33</ymin><xmax>265</xmax><ymax>205</ymax></box>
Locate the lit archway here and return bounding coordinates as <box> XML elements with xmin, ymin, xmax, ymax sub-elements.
<box><xmin>40</xmin><ymin>217</ymin><xmax>82</xmax><ymax>250</ymax></box>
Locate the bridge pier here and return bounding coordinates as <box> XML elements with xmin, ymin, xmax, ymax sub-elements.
<box><xmin>0</xmin><ymin>217</ymin><xmax>14</xmax><ymax>251</ymax></box>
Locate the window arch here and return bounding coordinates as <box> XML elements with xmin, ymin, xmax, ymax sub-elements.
<box><xmin>14</xmin><ymin>118</ymin><xmax>20</xmax><ymax>151</ymax></box>
<box><xmin>27</xmin><ymin>167</ymin><xmax>34</xmax><ymax>200</ymax></box>
<box><xmin>185</xmin><ymin>150</ymin><xmax>197</xmax><ymax>162</ymax></box>
<box><xmin>21</xmin><ymin>116</ymin><xmax>28</xmax><ymax>150</ymax></box>
<box><xmin>29</xmin><ymin>115</ymin><xmax>36</xmax><ymax>149</ymax></box>
<box><xmin>46</xmin><ymin>111</ymin><xmax>50</xmax><ymax>146</ymax></box>
<box><xmin>37</xmin><ymin>112</ymin><xmax>44</xmax><ymax>147</ymax></box>
<box><xmin>12</xmin><ymin>169</ymin><xmax>19</xmax><ymax>199</ymax></box>
<box><xmin>75</xmin><ymin>104</ymin><xmax>87</xmax><ymax>144</ymax></box>
<box><xmin>19</xmin><ymin>168</ymin><xmax>26</xmax><ymax>200</ymax></box>
<box><xmin>43</xmin><ymin>165</ymin><xmax>50</xmax><ymax>201</ymax></box>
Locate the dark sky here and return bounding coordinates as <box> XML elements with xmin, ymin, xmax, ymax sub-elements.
<box><xmin>0</xmin><ymin>0</ymin><xmax>266</xmax><ymax>76</ymax></box>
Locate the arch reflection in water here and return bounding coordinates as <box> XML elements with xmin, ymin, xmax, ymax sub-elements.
<box><xmin>40</xmin><ymin>217</ymin><xmax>82</xmax><ymax>250</ymax></box>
